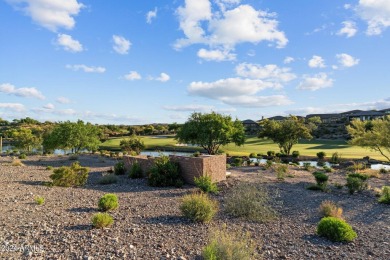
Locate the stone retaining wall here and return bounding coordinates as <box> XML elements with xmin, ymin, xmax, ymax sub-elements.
<box><xmin>124</xmin><ymin>154</ymin><xmax>226</xmax><ymax>185</ymax></box>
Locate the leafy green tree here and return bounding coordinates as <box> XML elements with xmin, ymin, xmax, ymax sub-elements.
<box><xmin>119</xmin><ymin>135</ymin><xmax>145</xmax><ymax>155</ymax></box>
<box><xmin>168</xmin><ymin>122</ymin><xmax>181</xmax><ymax>133</ymax></box>
<box><xmin>258</xmin><ymin>115</ymin><xmax>312</xmax><ymax>155</ymax></box>
<box><xmin>143</xmin><ymin>125</ymin><xmax>155</xmax><ymax>135</ymax></box>
<box><xmin>176</xmin><ymin>112</ymin><xmax>246</xmax><ymax>155</ymax></box>
<box><xmin>43</xmin><ymin>120</ymin><xmax>101</xmax><ymax>153</ymax></box>
<box><xmin>7</xmin><ymin>127</ymin><xmax>42</xmax><ymax>152</ymax></box>
<box><xmin>347</xmin><ymin>116</ymin><xmax>390</xmax><ymax>162</ymax></box>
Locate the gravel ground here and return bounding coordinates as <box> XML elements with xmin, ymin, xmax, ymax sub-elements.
<box><xmin>0</xmin><ymin>155</ymin><xmax>389</xmax><ymax>259</ymax></box>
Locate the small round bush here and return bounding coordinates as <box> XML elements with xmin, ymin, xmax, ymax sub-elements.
<box><xmin>35</xmin><ymin>196</ymin><xmax>45</xmax><ymax>205</ymax></box>
<box><xmin>249</xmin><ymin>153</ymin><xmax>256</xmax><ymax>158</ymax></box>
<box><xmin>318</xmin><ymin>200</ymin><xmax>343</xmax><ymax>219</ymax></box>
<box><xmin>291</xmin><ymin>151</ymin><xmax>300</xmax><ymax>158</ymax></box>
<box><xmin>91</xmin><ymin>213</ymin><xmax>114</xmax><ymax>228</ymax></box>
<box><xmin>46</xmin><ymin>165</ymin><xmax>54</xmax><ymax>170</ymax></box>
<box><xmin>317</xmin><ymin>217</ymin><xmax>357</xmax><ymax>242</ymax></box>
<box><xmin>114</xmin><ymin>161</ymin><xmax>126</xmax><ymax>175</ymax></box>
<box><xmin>194</xmin><ymin>176</ymin><xmax>218</xmax><ymax>194</ymax></box>
<box><xmin>317</xmin><ymin>151</ymin><xmax>326</xmax><ymax>160</ymax></box>
<box><xmin>233</xmin><ymin>157</ymin><xmax>243</xmax><ymax>167</ymax></box>
<box><xmin>180</xmin><ymin>193</ymin><xmax>218</xmax><ymax>223</ymax></box>
<box><xmin>313</xmin><ymin>172</ymin><xmax>328</xmax><ymax>185</ymax></box>
<box><xmin>378</xmin><ymin>186</ymin><xmax>390</xmax><ymax>204</ymax></box>
<box><xmin>346</xmin><ymin>175</ymin><xmax>368</xmax><ymax>194</ymax></box>
<box><xmin>18</xmin><ymin>153</ymin><xmax>27</xmax><ymax>159</ymax></box>
<box><xmin>98</xmin><ymin>194</ymin><xmax>119</xmax><ymax>211</ymax></box>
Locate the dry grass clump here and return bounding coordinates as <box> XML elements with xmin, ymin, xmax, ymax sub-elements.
<box><xmin>11</xmin><ymin>158</ymin><xmax>24</xmax><ymax>166</ymax></box>
<box><xmin>319</xmin><ymin>200</ymin><xmax>343</xmax><ymax>219</ymax></box>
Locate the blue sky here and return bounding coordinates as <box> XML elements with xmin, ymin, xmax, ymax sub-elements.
<box><xmin>1</xmin><ymin>0</ymin><xmax>390</xmax><ymax>124</ymax></box>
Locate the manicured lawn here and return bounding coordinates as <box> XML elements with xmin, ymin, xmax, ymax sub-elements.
<box><xmin>100</xmin><ymin>135</ymin><xmax>383</xmax><ymax>160</ymax></box>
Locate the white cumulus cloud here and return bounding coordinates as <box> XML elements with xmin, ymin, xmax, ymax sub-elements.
<box><xmin>175</xmin><ymin>1</ymin><xmax>287</xmax><ymax>57</ymax></box>
<box><xmin>336</xmin><ymin>53</ymin><xmax>360</xmax><ymax>68</ymax></box>
<box><xmin>163</xmin><ymin>104</ymin><xmax>214</xmax><ymax>112</ymax></box>
<box><xmin>66</xmin><ymin>64</ymin><xmax>106</xmax><ymax>73</ymax></box>
<box><xmin>283</xmin><ymin>56</ymin><xmax>294</xmax><ymax>64</ymax></box>
<box><xmin>43</xmin><ymin>103</ymin><xmax>55</xmax><ymax>109</ymax></box>
<box><xmin>6</xmin><ymin>0</ymin><xmax>84</xmax><ymax>31</ymax></box>
<box><xmin>56</xmin><ymin>34</ymin><xmax>83</xmax><ymax>52</ymax></box>
<box><xmin>146</xmin><ymin>7</ymin><xmax>157</xmax><ymax>24</ymax></box>
<box><xmin>308</xmin><ymin>55</ymin><xmax>326</xmax><ymax>68</ymax></box>
<box><xmin>235</xmin><ymin>63</ymin><xmax>296</xmax><ymax>83</ymax></box>
<box><xmin>0</xmin><ymin>103</ymin><xmax>25</xmax><ymax>112</ymax></box>
<box><xmin>220</xmin><ymin>95</ymin><xmax>292</xmax><ymax>107</ymax></box>
<box><xmin>337</xmin><ymin>21</ymin><xmax>358</xmax><ymax>38</ymax></box>
<box><xmin>356</xmin><ymin>0</ymin><xmax>390</xmax><ymax>35</ymax></box>
<box><xmin>0</xmin><ymin>83</ymin><xmax>45</xmax><ymax>99</ymax></box>
<box><xmin>197</xmin><ymin>48</ymin><xmax>236</xmax><ymax>61</ymax></box>
<box><xmin>112</xmin><ymin>35</ymin><xmax>131</xmax><ymax>54</ymax></box>
<box><xmin>124</xmin><ymin>71</ymin><xmax>142</xmax><ymax>81</ymax></box>
<box><xmin>56</xmin><ymin>97</ymin><xmax>71</xmax><ymax>104</ymax></box>
<box><xmin>297</xmin><ymin>73</ymin><xmax>334</xmax><ymax>91</ymax></box>
<box><xmin>156</xmin><ymin>73</ymin><xmax>170</xmax><ymax>82</ymax></box>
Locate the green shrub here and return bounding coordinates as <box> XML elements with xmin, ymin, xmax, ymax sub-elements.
<box><xmin>225</xmin><ymin>183</ymin><xmax>276</xmax><ymax>222</ymax></box>
<box><xmin>91</xmin><ymin>213</ymin><xmax>114</xmax><ymax>228</ymax></box>
<box><xmin>303</xmin><ymin>162</ymin><xmax>311</xmax><ymax>171</ymax></box>
<box><xmin>317</xmin><ymin>217</ymin><xmax>357</xmax><ymax>242</ymax></box>
<box><xmin>98</xmin><ymin>174</ymin><xmax>118</xmax><ymax>185</ymax></box>
<box><xmin>114</xmin><ymin>161</ymin><xmax>126</xmax><ymax>175</ymax></box>
<box><xmin>379</xmin><ymin>168</ymin><xmax>388</xmax><ymax>174</ymax></box>
<box><xmin>334</xmin><ymin>182</ymin><xmax>344</xmax><ymax>189</ymax></box>
<box><xmin>34</xmin><ymin>196</ymin><xmax>45</xmax><ymax>205</ymax></box>
<box><xmin>323</xmin><ymin>166</ymin><xmax>333</xmax><ymax>173</ymax></box>
<box><xmin>257</xmin><ymin>153</ymin><xmax>263</xmax><ymax>157</ymax></box>
<box><xmin>317</xmin><ymin>161</ymin><xmax>325</xmax><ymax>167</ymax></box>
<box><xmin>313</xmin><ymin>172</ymin><xmax>328</xmax><ymax>186</ymax></box>
<box><xmin>50</xmin><ymin>162</ymin><xmax>89</xmax><ymax>187</ymax></box>
<box><xmin>180</xmin><ymin>193</ymin><xmax>218</xmax><ymax>223</ymax></box>
<box><xmin>346</xmin><ymin>174</ymin><xmax>368</xmax><ymax>194</ymax></box>
<box><xmin>193</xmin><ymin>151</ymin><xmax>200</xmax><ymax>157</ymax></box>
<box><xmin>330</xmin><ymin>152</ymin><xmax>341</xmax><ymax>164</ymax></box>
<box><xmin>378</xmin><ymin>186</ymin><xmax>390</xmax><ymax>204</ymax></box>
<box><xmin>265</xmin><ymin>160</ymin><xmax>273</xmax><ymax>169</ymax></box>
<box><xmin>148</xmin><ymin>155</ymin><xmax>183</xmax><ymax>187</ymax></box>
<box><xmin>98</xmin><ymin>193</ymin><xmax>119</xmax><ymax>211</ymax></box>
<box><xmin>202</xmin><ymin>225</ymin><xmax>255</xmax><ymax>260</ymax></box>
<box><xmin>129</xmin><ymin>161</ymin><xmax>143</xmax><ymax>179</ymax></box>
<box><xmin>18</xmin><ymin>153</ymin><xmax>27</xmax><ymax>159</ymax></box>
<box><xmin>46</xmin><ymin>166</ymin><xmax>54</xmax><ymax>170</ymax></box>
<box><xmin>317</xmin><ymin>151</ymin><xmax>326</xmax><ymax>160</ymax></box>
<box><xmin>249</xmin><ymin>153</ymin><xmax>256</xmax><ymax>158</ymax></box>
<box><xmin>267</xmin><ymin>151</ymin><xmax>275</xmax><ymax>157</ymax></box>
<box><xmin>194</xmin><ymin>176</ymin><xmax>218</xmax><ymax>194</ymax></box>
<box><xmin>233</xmin><ymin>157</ymin><xmax>243</xmax><ymax>167</ymax></box>
<box><xmin>291</xmin><ymin>151</ymin><xmax>300</xmax><ymax>158</ymax></box>
<box><xmin>318</xmin><ymin>200</ymin><xmax>343</xmax><ymax>218</ymax></box>
<box><xmin>226</xmin><ymin>163</ymin><xmax>232</xmax><ymax>170</ymax></box>
<box><xmin>348</xmin><ymin>173</ymin><xmax>369</xmax><ymax>181</ymax></box>
<box><xmin>274</xmin><ymin>164</ymin><xmax>288</xmax><ymax>180</ymax></box>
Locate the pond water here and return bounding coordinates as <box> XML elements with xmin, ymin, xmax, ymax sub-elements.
<box><xmin>140</xmin><ymin>151</ymin><xmax>193</xmax><ymax>157</ymax></box>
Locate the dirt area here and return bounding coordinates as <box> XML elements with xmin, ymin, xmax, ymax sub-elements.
<box><xmin>0</xmin><ymin>155</ymin><xmax>389</xmax><ymax>259</ymax></box>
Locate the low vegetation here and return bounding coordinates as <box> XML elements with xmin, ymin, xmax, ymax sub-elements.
<box><xmin>34</xmin><ymin>196</ymin><xmax>45</xmax><ymax>205</ymax></box>
<box><xmin>318</xmin><ymin>200</ymin><xmax>343</xmax><ymax>219</ymax></box>
<box><xmin>180</xmin><ymin>192</ymin><xmax>218</xmax><ymax>223</ymax></box>
<box><xmin>346</xmin><ymin>173</ymin><xmax>369</xmax><ymax>194</ymax></box>
<box><xmin>378</xmin><ymin>186</ymin><xmax>390</xmax><ymax>204</ymax></box>
<box><xmin>98</xmin><ymin>194</ymin><xmax>119</xmax><ymax>212</ymax></box>
<box><xmin>194</xmin><ymin>175</ymin><xmax>218</xmax><ymax>194</ymax></box>
<box><xmin>202</xmin><ymin>225</ymin><xmax>255</xmax><ymax>260</ymax></box>
<box><xmin>98</xmin><ymin>174</ymin><xmax>118</xmax><ymax>185</ymax></box>
<box><xmin>225</xmin><ymin>183</ymin><xmax>276</xmax><ymax>222</ymax></box>
<box><xmin>114</xmin><ymin>161</ymin><xmax>126</xmax><ymax>175</ymax></box>
<box><xmin>129</xmin><ymin>161</ymin><xmax>143</xmax><ymax>179</ymax></box>
<box><xmin>317</xmin><ymin>217</ymin><xmax>357</xmax><ymax>242</ymax></box>
<box><xmin>91</xmin><ymin>213</ymin><xmax>114</xmax><ymax>228</ymax></box>
<box><xmin>148</xmin><ymin>155</ymin><xmax>183</xmax><ymax>187</ymax></box>
<box><xmin>49</xmin><ymin>162</ymin><xmax>89</xmax><ymax>187</ymax></box>
<box><xmin>274</xmin><ymin>164</ymin><xmax>288</xmax><ymax>180</ymax></box>
<box><xmin>308</xmin><ymin>172</ymin><xmax>329</xmax><ymax>191</ymax></box>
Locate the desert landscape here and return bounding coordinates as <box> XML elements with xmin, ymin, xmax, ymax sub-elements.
<box><xmin>1</xmin><ymin>154</ymin><xmax>389</xmax><ymax>259</ymax></box>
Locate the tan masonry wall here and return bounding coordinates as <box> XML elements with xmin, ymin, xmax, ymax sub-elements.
<box><xmin>123</xmin><ymin>154</ymin><xmax>226</xmax><ymax>185</ymax></box>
